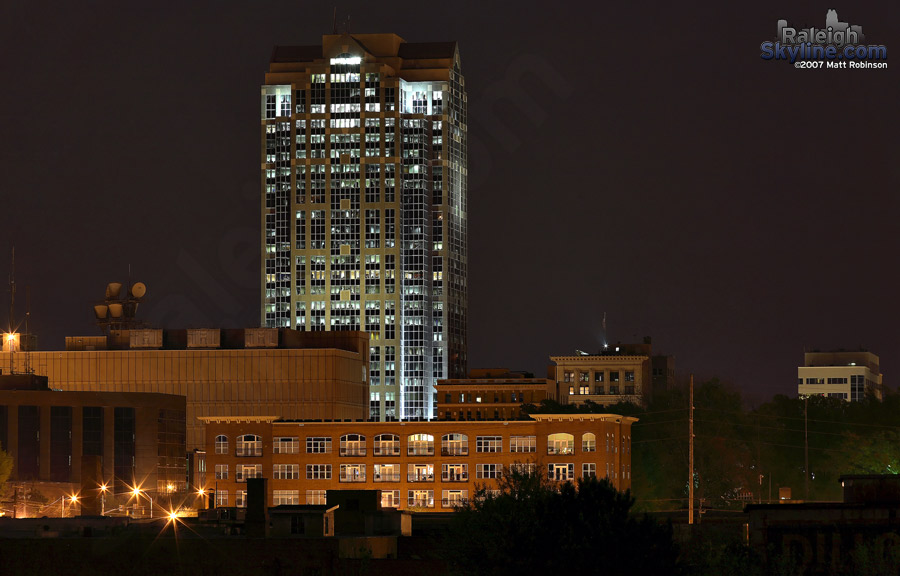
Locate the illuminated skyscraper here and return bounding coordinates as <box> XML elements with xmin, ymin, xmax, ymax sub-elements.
<box><xmin>261</xmin><ymin>34</ymin><xmax>467</xmax><ymax>420</ymax></box>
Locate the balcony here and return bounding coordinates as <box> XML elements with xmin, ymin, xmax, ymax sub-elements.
<box><xmin>442</xmin><ymin>471</ymin><xmax>468</xmax><ymax>482</ymax></box>
<box><xmin>374</xmin><ymin>472</ymin><xmax>401</xmax><ymax>483</ymax></box>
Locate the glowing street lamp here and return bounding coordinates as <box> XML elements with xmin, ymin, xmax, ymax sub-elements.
<box><xmin>62</xmin><ymin>494</ymin><xmax>78</xmax><ymax>517</ymax></box>
<box><xmin>196</xmin><ymin>487</ymin><xmax>209</xmax><ymax>510</ymax></box>
<box><xmin>99</xmin><ymin>484</ymin><xmax>108</xmax><ymax>516</ymax></box>
<box><xmin>131</xmin><ymin>487</ymin><xmax>153</xmax><ymax>518</ymax></box>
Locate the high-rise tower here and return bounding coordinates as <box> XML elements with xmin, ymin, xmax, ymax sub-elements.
<box><xmin>261</xmin><ymin>34</ymin><xmax>467</xmax><ymax>420</ymax></box>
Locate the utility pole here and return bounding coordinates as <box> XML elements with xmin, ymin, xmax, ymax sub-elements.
<box><xmin>804</xmin><ymin>395</ymin><xmax>810</xmax><ymax>500</ymax></box>
<box><xmin>689</xmin><ymin>374</ymin><xmax>695</xmax><ymax>525</ymax></box>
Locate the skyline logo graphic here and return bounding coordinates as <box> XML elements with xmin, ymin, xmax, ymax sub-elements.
<box><xmin>760</xmin><ymin>9</ymin><xmax>887</xmax><ymax>69</ymax></box>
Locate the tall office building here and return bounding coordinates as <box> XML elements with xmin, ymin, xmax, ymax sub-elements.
<box><xmin>261</xmin><ymin>33</ymin><xmax>467</xmax><ymax>420</ymax></box>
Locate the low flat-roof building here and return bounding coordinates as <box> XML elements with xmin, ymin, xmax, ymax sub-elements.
<box><xmin>0</xmin><ymin>373</ymin><xmax>185</xmax><ymax>517</ymax></box>
<box><xmin>436</xmin><ymin>369</ymin><xmax>556</xmax><ymax>421</ymax></box>
<box><xmin>0</xmin><ymin>328</ymin><xmax>369</xmax><ymax>451</ymax></box>
<box><xmin>200</xmin><ymin>413</ymin><xmax>636</xmax><ymax>512</ymax></box>
<box><xmin>550</xmin><ymin>342</ymin><xmax>653</xmax><ymax>407</ymax></box>
<box><xmin>747</xmin><ymin>474</ymin><xmax>900</xmax><ymax>572</ymax></box>
<box><xmin>797</xmin><ymin>350</ymin><xmax>882</xmax><ymax>401</ymax></box>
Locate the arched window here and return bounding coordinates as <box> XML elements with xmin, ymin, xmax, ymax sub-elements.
<box><xmin>582</xmin><ymin>433</ymin><xmax>596</xmax><ymax>453</ymax></box>
<box><xmin>215</xmin><ymin>435</ymin><xmax>228</xmax><ymax>455</ymax></box>
<box><xmin>236</xmin><ymin>434</ymin><xmax>262</xmax><ymax>457</ymax></box>
<box><xmin>547</xmin><ymin>433</ymin><xmax>574</xmax><ymax>455</ymax></box>
<box><xmin>340</xmin><ymin>434</ymin><xmax>367</xmax><ymax>456</ymax></box>
<box><xmin>374</xmin><ymin>433</ymin><xmax>400</xmax><ymax>456</ymax></box>
<box><xmin>408</xmin><ymin>434</ymin><xmax>434</xmax><ymax>456</ymax></box>
<box><xmin>441</xmin><ymin>433</ymin><xmax>468</xmax><ymax>456</ymax></box>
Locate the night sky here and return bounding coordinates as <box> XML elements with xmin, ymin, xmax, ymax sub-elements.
<box><xmin>1</xmin><ymin>1</ymin><xmax>896</xmax><ymax>404</ymax></box>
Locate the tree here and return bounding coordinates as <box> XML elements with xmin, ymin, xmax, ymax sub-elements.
<box><xmin>448</xmin><ymin>468</ymin><xmax>680</xmax><ymax>575</ymax></box>
<box><xmin>845</xmin><ymin>430</ymin><xmax>900</xmax><ymax>474</ymax></box>
<box><xmin>0</xmin><ymin>442</ymin><xmax>12</xmax><ymax>495</ymax></box>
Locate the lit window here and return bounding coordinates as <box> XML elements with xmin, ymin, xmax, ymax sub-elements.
<box><xmin>548</xmin><ymin>433</ymin><xmax>574</xmax><ymax>455</ymax></box>
<box><xmin>215</xmin><ymin>435</ymin><xmax>228</xmax><ymax>455</ymax></box>
<box><xmin>582</xmin><ymin>433</ymin><xmax>596</xmax><ymax>453</ymax></box>
<box><xmin>306</xmin><ymin>464</ymin><xmax>332</xmax><ymax>480</ymax></box>
<box><xmin>340</xmin><ymin>464</ymin><xmax>366</xmax><ymax>482</ymax></box>
<box><xmin>340</xmin><ymin>434</ymin><xmax>366</xmax><ymax>456</ymax></box>
<box><xmin>306</xmin><ymin>436</ymin><xmax>332</xmax><ymax>454</ymax></box>
<box><xmin>476</xmin><ymin>436</ymin><xmax>502</xmax><ymax>453</ymax></box>
<box><xmin>510</xmin><ymin>436</ymin><xmax>536</xmax><ymax>453</ymax></box>
<box><xmin>548</xmin><ymin>463</ymin><xmax>575</xmax><ymax>481</ymax></box>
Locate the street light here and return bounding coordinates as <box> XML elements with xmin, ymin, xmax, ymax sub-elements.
<box><xmin>131</xmin><ymin>487</ymin><xmax>153</xmax><ymax>518</ymax></box>
<box><xmin>99</xmin><ymin>484</ymin><xmax>108</xmax><ymax>516</ymax></box>
<box><xmin>62</xmin><ymin>494</ymin><xmax>78</xmax><ymax>517</ymax></box>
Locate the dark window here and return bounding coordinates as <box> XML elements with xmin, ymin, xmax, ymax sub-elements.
<box><xmin>82</xmin><ymin>407</ymin><xmax>104</xmax><ymax>458</ymax></box>
<box><xmin>0</xmin><ymin>405</ymin><xmax>8</xmax><ymax>453</ymax></box>
<box><xmin>291</xmin><ymin>515</ymin><xmax>305</xmax><ymax>535</ymax></box>
<box><xmin>18</xmin><ymin>406</ymin><xmax>40</xmax><ymax>480</ymax></box>
<box><xmin>50</xmin><ymin>406</ymin><xmax>72</xmax><ymax>482</ymax></box>
<box><xmin>114</xmin><ymin>407</ymin><xmax>136</xmax><ymax>493</ymax></box>
<box><xmin>157</xmin><ymin>409</ymin><xmax>186</xmax><ymax>492</ymax></box>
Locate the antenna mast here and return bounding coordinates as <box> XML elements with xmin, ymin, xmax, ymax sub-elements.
<box><xmin>7</xmin><ymin>246</ymin><xmax>16</xmax><ymax>374</ymax></box>
<box><xmin>688</xmin><ymin>374</ymin><xmax>695</xmax><ymax>525</ymax></box>
<box><xmin>8</xmin><ymin>245</ymin><xmax>15</xmax><ymax>332</ymax></box>
<box><xmin>24</xmin><ymin>286</ymin><xmax>31</xmax><ymax>374</ymax></box>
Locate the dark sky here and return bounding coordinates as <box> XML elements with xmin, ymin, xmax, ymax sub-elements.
<box><xmin>1</xmin><ymin>1</ymin><xmax>897</xmax><ymax>404</ymax></box>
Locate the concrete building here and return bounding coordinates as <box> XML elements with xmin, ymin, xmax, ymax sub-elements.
<box><xmin>0</xmin><ymin>328</ymin><xmax>369</xmax><ymax>451</ymax></box>
<box><xmin>261</xmin><ymin>33</ymin><xmax>468</xmax><ymax>421</ymax></box>
<box><xmin>436</xmin><ymin>369</ymin><xmax>556</xmax><ymax>421</ymax></box>
<box><xmin>200</xmin><ymin>413</ymin><xmax>636</xmax><ymax>512</ymax></box>
<box><xmin>797</xmin><ymin>350</ymin><xmax>882</xmax><ymax>401</ymax></box>
<box><xmin>550</xmin><ymin>343</ymin><xmax>653</xmax><ymax>407</ymax></box>
<box><xmin>0</xmin><ymin>373</ymin><xmax>185</xmax><ymax>517</ymax></box>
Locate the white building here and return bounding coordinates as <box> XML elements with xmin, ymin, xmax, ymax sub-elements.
<box><xmin>797</xmin><ymin>350</ymin><xmax>882</xmax><ymax>401</ymax></box>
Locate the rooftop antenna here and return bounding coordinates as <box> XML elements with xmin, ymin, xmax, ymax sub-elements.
<box><xmin>332</xmin><ymin>7</ymin><xmax>337</xmax><ymax>34</ymax></box>
<box><xmin>7</xmin><ymin>245</ymin><xmax>15</xmax><ymax>373</ymax></box>
<box><xmin>601</xmin><ymin>312</ymin><xmax>608</xmax><ymax>349</ymax></box>
<box><xmin>8</xmin><ymin>245</ymin><xmax>15</xmax><ymax>333</ymax></box>
<box><xmin>24</xmin><ymin>286</ymin><xmax>31</xmax><ymax>374</ymax></box>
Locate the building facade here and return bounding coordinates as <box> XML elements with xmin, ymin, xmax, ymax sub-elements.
<box><xmin>200</xmin><ymin>414</ymin><xmax>635</xmax><ymax>511</ymax></box>
<box><xmin>0</xmin><ymin>374</ymin><xmax>185</xmax><ymax>516</ymax></box>
<box><xmin>550</xmin><ymin>349</ymin><xmax>652</xmax><ymax>407</ymax></box>
<box><xmin>261</xmin><ymin>33</ymin><xmax>468</xmax><ymax>421</ymax></box>
<box><xmin>797</xmin><ymin>350</ymin><xmax>882</xmax><ymax>401</ymax></box>
<box><xmin>436</xmin><ymin>369</ymin><xmax>556</xmax><ymax>421</ymax></box>
<box><xmin>0</xmin><ymin>328</ymin><xmax>369</xmax><ymax>451</ymax></box>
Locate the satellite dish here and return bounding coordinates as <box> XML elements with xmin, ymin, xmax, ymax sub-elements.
<box><xmin>106</xmin><ymin>282</ymin><xmax>123</xmax><ymax>299</ymax></box>
<box><xmin>93</xmin><ymin>305</ymin><xmax>109</xmax><ymax>319</ymax></box>
<box><xmin>130</xmin><ymin>282</ymin><xmax>147</xmax><ymax>299</ymax></box>
<box><xmin>108</xmin><ymin>303</ymin><xmax>124</xmax><ymax>318</ymax></box>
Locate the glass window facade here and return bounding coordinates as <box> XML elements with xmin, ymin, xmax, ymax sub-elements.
<box><xmin>262</xmin><ymin>39</ymin><xmax>468</xmax><ymax>421</ymax></box>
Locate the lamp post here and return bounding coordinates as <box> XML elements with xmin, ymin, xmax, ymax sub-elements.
<box><xmin>70</xmin><ymin>495</ymin><xmax>79</xmax><ymax>517</ymax></box>
<box><xmin>131</xmin><ymin>488</ymin><xmax>153</xmax><ymax>518</ymax></box>
<box><xmin>99</xmin><ymin>484</ymin><xmax>108</xmax><ymax>516</ymax></box>
<box><xmin>62</xmin><ymin>494</ymin><xmax>78</xmax><ymax>518</ymax></box>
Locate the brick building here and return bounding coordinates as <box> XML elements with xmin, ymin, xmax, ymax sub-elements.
<box><xmin>200</xmin><ymin>413</ymin><xmax>636</xmax><ymax>511</ymax></box>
